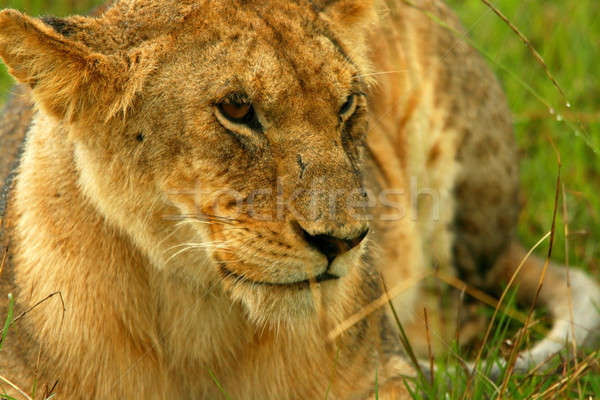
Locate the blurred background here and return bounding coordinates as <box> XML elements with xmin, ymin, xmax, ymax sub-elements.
<box><xmin>0</xmin><ymin>0</ymin><xmax>598</xmax><ymax>275</ymax></box>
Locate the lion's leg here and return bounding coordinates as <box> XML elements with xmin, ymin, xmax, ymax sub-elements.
<box><xmin>486</xmin><ymin>242</ymin><xmax>600</xmax><ymax>371</ymax></box>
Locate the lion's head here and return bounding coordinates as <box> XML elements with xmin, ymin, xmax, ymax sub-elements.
<box><xmin>0</xmin><ymin>0</ymin><xmax>379</xmax><ymax>325</ymax></box>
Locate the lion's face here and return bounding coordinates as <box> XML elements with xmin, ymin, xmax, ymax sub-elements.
<box><xmin>142</xmin><ymin>3</ymin><xmax>375</xmax><ymax>323</ymax></box>
<box><xmin>0</xmin><ymin>0</ymin><xmax>377</xmax><ymax>324</ymax></box>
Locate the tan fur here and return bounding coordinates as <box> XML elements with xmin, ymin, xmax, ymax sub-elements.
<box><xmin>0</xmin><ymin>1</ymin><xmax>598</xmax><ymax>399</ymax></box>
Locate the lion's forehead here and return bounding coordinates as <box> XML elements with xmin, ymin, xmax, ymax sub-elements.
<box><xmin>136</xmin><ymin>2</ymin><xmax>357</xmax><ymax>110</ymax></box>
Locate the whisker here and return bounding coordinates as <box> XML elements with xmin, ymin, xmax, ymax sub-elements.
<box><xmin>197</xmin><ymin>213</ymin><xmax>240</xmax><ymax>223</ymax></box>
<box><xmin>165</xmin><ymin>241</ymin><xmax>230</xmax><ymax>252</ymax></box>
<box><xmin>165</xmin><ymin>246</ymin><xmax>195</xmax><ymax>264</ymax></box>
<box><xmin>156</xmin><ymin>221</ymin><xmax>190</xmax><ymax>250</ymax></box>
<box><xmin>163</xmin><ymin>212</ymin><xmax>239</xmax><ymax>226</ymax></box>
<box><xmin>352</xmin><ymin>69</ymin><xmax>408</xmax><ymax>79</ymax></box>
<box><xmin>165</xmin><ymin>240</ymin><xmax>234</xmax><ymax>262</ymax></box>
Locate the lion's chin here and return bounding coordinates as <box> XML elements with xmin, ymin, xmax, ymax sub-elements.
<box><xmin>215</xmin><ymin>251</ymin><xmax>367</xmax><ymax>328</ymax></box>
<box><xmin>223</xmin><ymin>277</ymin><xmax>348</xmax><ymax>330</ymax></box>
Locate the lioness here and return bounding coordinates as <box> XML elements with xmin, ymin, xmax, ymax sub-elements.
<box><xmin>0</xmin><ymin>0</ymin><xmax>598</xmax><ymax>398</ymax></box>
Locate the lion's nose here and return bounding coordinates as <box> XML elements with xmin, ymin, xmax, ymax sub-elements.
<box><xmin>296</xmin><ymin>224</ymin><xmax>369</xmax><ymax>263</ymax></box>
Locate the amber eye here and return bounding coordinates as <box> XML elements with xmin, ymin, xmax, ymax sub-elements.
<box><xmin>339</xmin><ymin>94</ymin><xmax>357</xmax><ymax>119</ymax></box>
<box><xmin>218</xmin><ymin>103</ymin><xmax>252</xmax><ymax>121</ymax></box>
<box><xmin>215</xmin><ymin>99</ymin><xmax>262</xmax><ymax>132</ymax></box>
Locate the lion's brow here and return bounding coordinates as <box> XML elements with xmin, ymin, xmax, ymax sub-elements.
<box><xmin>247</xmin><ymin>6</ymin><xmax>357</xmax><ymax>90</ymax></box>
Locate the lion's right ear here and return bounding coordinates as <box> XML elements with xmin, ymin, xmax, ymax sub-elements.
<box><xmin>317</xmin><ymin>0</ymin><xmax>376</xmax><ymax>30</ymax></box>
<box><xmin>0</xmin><ymin>10</ymin><xmax>154</xmax><ymax>122</ymax></box>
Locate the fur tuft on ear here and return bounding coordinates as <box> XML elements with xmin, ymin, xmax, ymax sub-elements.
<box><xmin>41</xmin><ymin>16</ymin><xmax>78</xmax><ymax>36</ymax></box>
<box><xmin>0</xmin><ymin>10</ymin><xmax>164</xmax><ymax>123</ymax></box>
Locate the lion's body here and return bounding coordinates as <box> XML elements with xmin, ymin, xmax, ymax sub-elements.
<box><xmin>0</xmin><ymin>1</ymin><xmax>598</xmax><ymax>399</ymax></box>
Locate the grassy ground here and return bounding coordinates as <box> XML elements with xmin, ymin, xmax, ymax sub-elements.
<box><xmin>0</xmin><ymin>0</ymin><xmax>599</xmax><ymax>398</ymax></box>
<box><xmin>440</xmin><ymin>2</ymin><xmax>600</xmax><ymax>397</ymax></box>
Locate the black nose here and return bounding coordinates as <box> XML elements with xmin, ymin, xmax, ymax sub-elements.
<box><xmin>296</xmin><ymin>224</ymin><xmax>369</xmax><ymax>263</ymax></box>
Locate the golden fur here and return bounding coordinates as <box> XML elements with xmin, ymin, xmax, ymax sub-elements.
<box><xmin>0</xmin><ymin>0</ymin><xmax>598</xmax><ymax>398</ymax></box>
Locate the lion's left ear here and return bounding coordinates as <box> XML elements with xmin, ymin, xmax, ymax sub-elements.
<box><xmin>0</xmin><ymin>9</ymin><xmax>162</xmax><ymax>122</ymax></box>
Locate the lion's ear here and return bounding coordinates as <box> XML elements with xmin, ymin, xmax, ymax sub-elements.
<box><xmin>0</xmin><ymin>10</ymin><xmax>160</xmax><ymax>122</ymax></box>
<box><xmin>320</xmin><ymin>0</ymin><xmax>376</xmax><ymax>28</ymax></box>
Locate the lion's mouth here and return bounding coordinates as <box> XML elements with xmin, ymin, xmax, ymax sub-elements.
<box><xmin>219</xmin><ymin>265</ymin><xmax>339</xmax><ymax>289</ymax></box>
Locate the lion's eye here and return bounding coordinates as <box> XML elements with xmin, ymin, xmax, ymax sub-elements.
<box><xmin>339</xmin><ymin>94</ymin><xmax>357</xmax><ymax>120</ymax></box>
<box><xmin>215</xmin><ymin>100</ymin><xmax>262</xmax><ymax>132</ymax></box>
<box><xmin>218</xmin><ymin>103</ymin><xmax>252</xmax><ymax>121</ymax></box>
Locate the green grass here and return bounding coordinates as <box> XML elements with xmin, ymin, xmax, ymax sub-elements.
<box><xmin>400</xmin><ymin>289</ymin><xmax>600</xmax><ymax>399</ymax></box>
<box><xmin>0</xmin><ymin>0</ymin><xmax>599</xmax><ymax>398</ymax></box>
